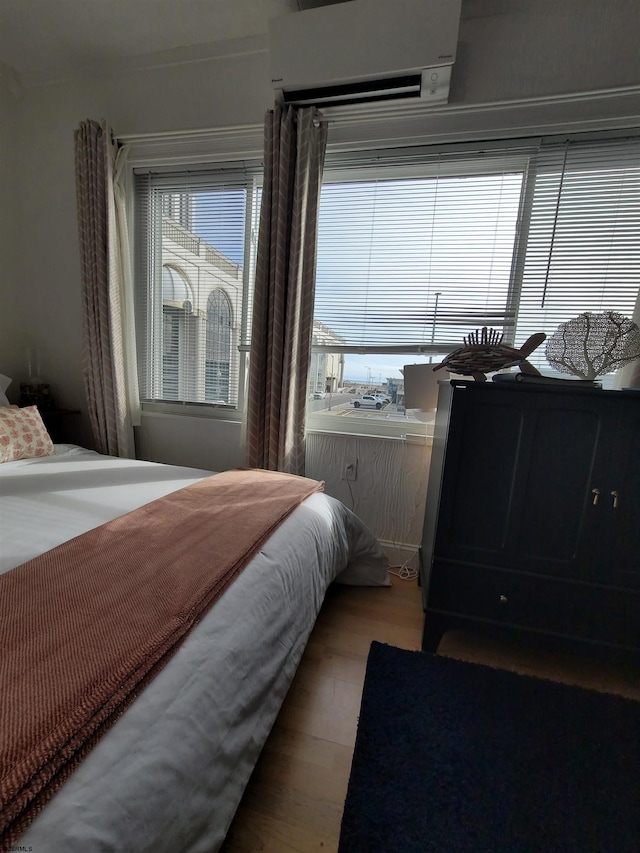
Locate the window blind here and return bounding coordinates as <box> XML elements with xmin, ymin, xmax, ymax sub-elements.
<box><xmin>131</xmin><ymin>130</ymin><xmax>640</xmax><ymax>412</ymax></box>
<box><xmin>316</xmin><ymin>147</ymin><xmax>532</xmax><ymax>352</ymax></box>
<box><xmin>134</xmin><ymin>166</ymin><xmax>261</xmax><ymax>408</ymax></box>
<box><xmin>312</xmin><ymin>134</ymin><xmax>640</xmax><ymax>381</ymax></box>
<box><xmin>516</xmin><ymin>137</ymin><xmax>640</xmax><ymax>370</ymax></box>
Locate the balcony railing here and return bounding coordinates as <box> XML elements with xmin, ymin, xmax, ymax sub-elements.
<box><xmin>162</xmin><ymin>217</ymin><xmax>241</xmax><ymax>279</ymax></box>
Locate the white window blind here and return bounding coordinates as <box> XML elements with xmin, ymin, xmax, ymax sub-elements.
<box><xmin>312</xmin><ymin>135</ymin><xmax>640</xmax><ymax>386</ymax></box>
<box><xmin>134</xmin><ymin>166</ymin><xmax>260</xmax><ymax>409</ymax></box>
<box><xmin>516</xmin><ymin>137</ymin><xmax>640</xmax><ymax>366</ymax></box>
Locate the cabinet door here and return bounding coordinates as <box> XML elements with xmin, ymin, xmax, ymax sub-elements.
<box><xmin>508</xmin><ymin>394</ymin><xmax>613</xmax><ymax>580</ymax></box>
<box><xmin>602</xmin><ymin>398</ymin><xmax>640</xmax><ymax>590</ymax></box>
<box><xmin>434</xmin><ymin>386</ymin><xmax>524</xmax><ymax>568</ymax></box>
<box><xmin>435</xmin><ymin>385</ymin><xmax>611</xmax><ymax>579</ymax></box>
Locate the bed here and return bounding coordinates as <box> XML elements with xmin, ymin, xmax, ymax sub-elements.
<box><xmin>0</xmin><ymin>438</ymin><xmax>389</xmax><ymax>852</ymax></box>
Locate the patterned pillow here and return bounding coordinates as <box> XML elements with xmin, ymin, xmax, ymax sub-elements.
<box><xmin>0</xmin><ymin>406</ymin><xmax>55</xmax><ymax>463</ymax></box>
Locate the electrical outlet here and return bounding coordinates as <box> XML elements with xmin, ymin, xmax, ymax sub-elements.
<box><xmin>343</xmin><ymin>456</ymin><xmax>357</xmax><ymax>481</ymax></box>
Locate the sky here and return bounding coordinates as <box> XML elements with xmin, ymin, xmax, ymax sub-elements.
<box><xmin>182</xmin><ymin>160</ymin><xmax>640</xmax><ymax>385</ymax></box>
<box><xmin>341</xmin><ymin>353</ymin><xmax>443</xmax><ymax>385</ymax></box>
<box><xmin>184</xmin><ymin>177</ymin><xmax>520</xmax><ymax>384</ymax></box>
<box><xmin>313</xmin><ymin>173</ymin><xmax>522</xmax><ymax>382</ymax></box>
<box><xmin>192</xmin><ymin>190</ymin><xmax>247</xmax><ymax>266</ymax></box>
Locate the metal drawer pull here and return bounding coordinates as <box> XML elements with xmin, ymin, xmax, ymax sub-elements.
<box><xmin>591</xmin><ymin>488</ymin><xmax>600</xmax><ymax>505</ymax></box>
<box><xmin>611</xmin><ymin>490</ymin><xmax>619</xmax><ymax>508</ymax></box>
<box><xmin>499</xmin><ymin>594</ymin><xmax>508</xmax><ymax>604</ymax></box>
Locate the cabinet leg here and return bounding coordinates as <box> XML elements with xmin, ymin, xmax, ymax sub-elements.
<box><xmin>422</xmin><ymin>612</ymin><xmax>449</xmax><ymax>654</ymax></box>
<box><xmin>422</xmin><ymin>612</ymin><xmax>448</xmax><ymax>653</ymax></box>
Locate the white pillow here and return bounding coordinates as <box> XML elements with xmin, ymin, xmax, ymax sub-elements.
<box><xmin>0</xmin><ymin>374</ymin><xmax>11</xmax><ymax>407</ymax></box>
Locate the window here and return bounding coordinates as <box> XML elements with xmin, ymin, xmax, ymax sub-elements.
<box><xmin>161</xmin><ymin>193</ymin><xmax>193</xmax><ymax>230</ymax></box>
<box><xmin>205</xmin><ymin>290</ymin><xmax>232</xmax><ymax>403</ymax></box>
<box><xmin>132</xmin><ymin>132</ymin><xmax>640</xmax><ymax>434</ymax></box>
<box><xmin>161</xmin><ymin>265</ymin><xmax>194</xmax><ymax>400</ymax></box>
<box><xmin>134</xmin><ymin>167</ymin><xmax>261</xmax><ymax>414</ymax></box>
<box><xmin>308</xmin><ymin>135</ymin><xmax>640</xmax><ymax>434</ymax></box>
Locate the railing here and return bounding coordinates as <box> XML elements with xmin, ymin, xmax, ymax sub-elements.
<box><xmin>163</xmin><ymin>219</ymin><xmax>200</xmax><ymax>254</ymax></box>
<box><xmin>162</xmin><ymin>218</ymin><xmax>241</xmax><ymax>279</ymax></box>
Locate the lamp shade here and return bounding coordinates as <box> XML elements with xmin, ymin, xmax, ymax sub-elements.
<box><xmin>403</xmin><ymin>363</ymin><xmax>444</xmax><ymax>411</ymax></box>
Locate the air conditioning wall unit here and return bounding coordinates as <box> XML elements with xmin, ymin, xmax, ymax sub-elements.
<box><xmin>268</xmin><ymin>0</ymin><xmax>462</xmax><ymax>109</ymax></box>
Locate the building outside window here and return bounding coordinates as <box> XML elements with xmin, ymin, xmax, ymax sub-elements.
<box><xmin>161</xmin><ymin>264</ymin><xmax>194</xmax><ymax>401</ymax></box>
<box><xmin>135</xmin><ymin>171</ymin><xmax>256</xmax><ymax>412</ymax></box>
<box><xmin>308</xmin><ymin>321</ymin><xmax>345</xmax><ymax>398</ymax></box>
<box><xmin>205</xmin><ymin>290</ymin><xmax>232</xmax><ymax>403</ymax></box>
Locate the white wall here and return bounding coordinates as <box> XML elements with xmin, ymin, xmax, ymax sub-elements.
<box><xmin>306</xmin><ymin>431</ymin><xmax>431</xmax><ymax>554</ymax></box>
<box><xmin>0</xmin><ymin>66</ymin><xmax>23</xmax><ymax>381</ymax></box>
<box><xmin>4</xmin><ymin>0</ymin><xmax>640</xmax><ymax>544</ymax></box>
<box><xmin>454</xmin><ymin>0</ymin><xmax>639</xmax><ymax>103</ymax></box>
<box><xmin>11</xmin><ymin>46</ymin><xmax>271</xmax><ymax>447</ymax></box>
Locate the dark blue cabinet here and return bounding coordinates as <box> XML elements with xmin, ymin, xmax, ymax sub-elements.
<box><xmin>420</xmin><ymin>380</ymin><xmax>640</xmax><ymax>653</ymax></box>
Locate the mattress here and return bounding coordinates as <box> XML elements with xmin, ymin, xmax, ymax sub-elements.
<box><xmin>0</xmin><ymin>445</ymin><xmax>389</xmax><ymax>852</ymax></box>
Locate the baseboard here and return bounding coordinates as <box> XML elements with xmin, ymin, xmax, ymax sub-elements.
<box><xmin>379</xmin><ymin>539</ymin><xmax>419</xmax><ymax>569</ymax></box>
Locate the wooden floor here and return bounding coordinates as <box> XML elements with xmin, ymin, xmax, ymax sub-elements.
<box><xmin>221</xmin><ymin>576</ymin><xmax>640</xmax><ymax>852</ymax></box>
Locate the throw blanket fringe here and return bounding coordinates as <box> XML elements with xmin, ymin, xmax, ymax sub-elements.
<box><xmin>0</xmin><ymin>468</ymin><xmax>323</xmax><ymax>849</ymax></box>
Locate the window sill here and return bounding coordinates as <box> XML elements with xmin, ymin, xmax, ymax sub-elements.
<box><xmin>141</xmin><ymin>401</ymin><xmax>242</xmax><ymax>423</ymax></box>
<box><xmin>306</xmin><ymin>426</ymin><xmax>433</xmax><ymax>446</ymax></box>
<box><xmin>306</xmin><ymin>409</ymin><xmax>434</xmax><ymax>441</ymax></box>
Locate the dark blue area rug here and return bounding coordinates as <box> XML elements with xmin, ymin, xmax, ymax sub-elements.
<box><xmin>339</xmin><ymin>641</ymin><xmax>640</xmax><ymax>853</ymax></box>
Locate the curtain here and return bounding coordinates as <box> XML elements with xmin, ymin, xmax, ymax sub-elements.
<box><xmin>112</xmin><ymin>147</ymin><xmax>141</xmax><ymax>427</ymax></box>
<box><xmin>74</xmin><ymin>119</ymin><xmax>137</xmax><ymax>457</ymax></box>
<box><xmin>246</xmin><ymin>106</ymin><xmax>327</xmax><ymax>474</ymax></box>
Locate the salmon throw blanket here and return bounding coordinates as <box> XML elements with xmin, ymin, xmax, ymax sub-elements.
<box><xmin>0</xmin><ymin>468</ymin><xmax>323</xmax><ymax>848</ymax></box>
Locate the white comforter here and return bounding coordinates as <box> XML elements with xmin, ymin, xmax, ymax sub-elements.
<box><xmin>0</xmin><ymin>446</ymin><xmax>389</xmax><ymax>852</ymax></box>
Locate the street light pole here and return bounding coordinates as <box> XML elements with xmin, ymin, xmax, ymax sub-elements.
<box><xmin>430</xmin><ymin>291</ymin><xmax>441</xmax><ymax>364</ymax></box>
<box><xmin>430</xmin><ymin>292</ymin><xmax>441</xmax><ymax>345</ymax></box>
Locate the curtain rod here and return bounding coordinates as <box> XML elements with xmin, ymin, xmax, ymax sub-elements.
<box><xmin>314</xmin><ymin>84</ymin><xmax>640</xmax><ymax>125</ymax></box>
<box><xmin>117</xmin><ymin>122</ymin><xmax>263</xmax><ymax>143</ymax></box>
<box><xmin>116</xmin><ymin>84</ymin><xmax>640</xmax><ymax>143</ymax></box>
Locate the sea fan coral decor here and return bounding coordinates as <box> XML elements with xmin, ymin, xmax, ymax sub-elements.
<box><xmin>545</xmin><ymin>311</ymin><xmax>640</xmax><ymax>380</ymax></box>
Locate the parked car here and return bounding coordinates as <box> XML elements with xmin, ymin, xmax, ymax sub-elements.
<box><xmin>352</xmin><ymin>395</ymin><xmax>385</xmax><ymax>409</ymax></box>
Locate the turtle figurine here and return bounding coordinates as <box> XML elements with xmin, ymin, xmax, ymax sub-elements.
<box><xmin>433</xmin><ymin>327</ymin><xmax>547</xmax><ymax>381</ymax></box>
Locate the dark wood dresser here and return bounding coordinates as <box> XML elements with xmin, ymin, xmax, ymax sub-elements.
<box><xmin>38</xmin><ymin>408</ymin><xmax>82</xmax><ymax>443</ymax></box>
<box><xmin>420</xmin><ymin>380</ymin><xmax>640</xmax><ymax>654</ymax></box>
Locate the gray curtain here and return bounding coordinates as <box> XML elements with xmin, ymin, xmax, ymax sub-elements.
<box><xmin>74</xmin><ymin>119</ymin><xmax>135</xmax><ymax>457</ymax></box>
<box><xmin>246</xmin><ymin>105</ymin><xmax>327</xmax><ymax>474</ymax></box>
